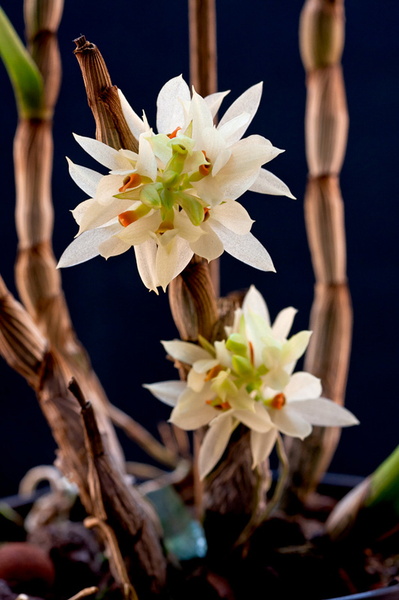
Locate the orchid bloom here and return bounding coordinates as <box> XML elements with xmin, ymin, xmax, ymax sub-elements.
<box><xmin>58</xmin><ymin>76</ymin><xmax>294</xmax><ymax>292</ymax></box>
<box><xmin>145</xmin><ymin>286</ymin><xmax>358</xmax><ymax>479</ymax></box>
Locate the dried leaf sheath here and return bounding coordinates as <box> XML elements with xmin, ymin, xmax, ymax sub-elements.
<box><xmin>282</xmin><ymin>0</ymin><xmax>352</xmax><ymax>508</ymax></box>
<box><xmin>74</xmin><ymin>35</ymin><xmax>138</xmax><ymax>152</ymax></box>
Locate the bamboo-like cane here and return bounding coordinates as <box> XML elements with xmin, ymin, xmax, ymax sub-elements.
<box><xmin>282</xmin><ymin>0</ymin><xmax>352</xmax><ymax>510</ymax></box>
<box><xmin>13</xmin><ymin>0</ymin><xmax>128</xmax><ymax>470</ymax></box>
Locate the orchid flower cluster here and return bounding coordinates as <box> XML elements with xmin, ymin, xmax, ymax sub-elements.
<box><xmin>146</xmin><ymin>286</ymin><xmax>358</xmax><ymax>479</ymax></box>
<box><xmin>60</xmin><ymin>76</ymin><xmax>358</xmax><ymax>481</ymax></box>
<box><xmin>58</xmin><ymin>75</ymin><xmax>294</xmax><ymax>292</ymax></box>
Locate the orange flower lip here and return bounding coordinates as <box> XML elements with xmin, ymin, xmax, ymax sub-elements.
<box><xmin>167</xmin><ymin>126</ymin><xmax>181</xmax><ymax>139</ymax></box>
<box><xmin>119</xmin><ymin>173</ymin><xmax>142</xmax><ymax>193</ymax></box>
<box><xmin>118</xmin><ymin>210</ymin><xmax>138</xmax><ymax>227</ymax></box>
<box><xmin>270</xmin><ymin>393</ymin><xmax>286</xmax><ymax>410</ymax></box>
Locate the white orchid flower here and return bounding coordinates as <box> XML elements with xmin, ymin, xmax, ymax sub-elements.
<box><xmin>58</xmin><ymin>76</ymin><xmax>294</xmax><ymax>292</ymax></box>
<box><xmin>145</xmin><ymin>286</ymin><xmax>358</xmax><ymax>478</ymax></box>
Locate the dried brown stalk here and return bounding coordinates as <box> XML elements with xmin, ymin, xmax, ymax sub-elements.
<box><xmin>188</xmin><ymin>0</ymin><xmax>219</xmax><ymax>295</ymax></box>
<box><xmin>69</xmin><ymin>378</ymin><xmax>165</xmax><ymax>596</ymax></box>
<box><xmin>1</xmin><ymin>4</ymin><xmax>168</xmax><ymax>593</ymax></box>
<box><xmin>282</xmin><ymin>0</ymin><xmax>352</xmax><ymax>509</ymax></box>
<box><xmin>13</xmin><ymin>0</ymin><xmax>126</xmax><ymax>469</ymax></box>
<box><xmin>73</xmin><ymin>35</ymin><xmax>138</xmax><ymax>152</ymax></box>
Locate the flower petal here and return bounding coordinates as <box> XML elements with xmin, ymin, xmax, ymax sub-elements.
<box><xmin>162</xmin><ymin>340</ymin><xmax>211</xmax><ymax>364</ymax></box>
<box><xmin>271</xmin><ymin>307</ymin><xmax>297</xmax><ymax>341</ymax></box>
<box><xmin>234</xmin><ymin>402</ymin><xmax>273</xmax><ymax>433</ymax></box>
<box><xmin>73</xmin><ymin>134</ymin><xmax>131</xmax><ymax>171</ymax></box>
<box><xmin>284</xmin><ymin>372</ymin><xmax>322</xmax><ymax>401</ymax></box>
<box><xmin>143</xmin><ymin>380</ymin><xmax>187</xmax><ymax>407</ymax></box>
<box><xmin>281</xmin><ymin>331</ymin><xmax>312</xmax><ymax>365</ymax></box>
<box><xmin>136</xmin><ymin>133</ymin><xmax>157</xmax><ymax>181</ymax></box>
<box><xmin>289</xmin><ymin>398</ymin><xmax>359</xmax><ymax>427</ymax></box>
<box><xmin>67</xmin><ymin>158</ymin><xmax>102</xmax><ymax>198</ymax></box>
<box><xmin>211</xmin><ymin>200</ymin><xmax>253</xmax><ymax>235</ymax></box>
<box><xmin>217</xmin><ymin>82</ymin><xmax>263</xmax><ymax>144</ymax></box>
<box><xmin>156</xmin><ymin>75</ymin><xmax>190</xmax><ymax>134</ymax></box>
<box><xmin>98</xmin><ymin>235</ymin><xmax>131</xmax><ymax>259</ymax></box>
<box><xmin>242</xmin><ymin>285</ymin><xmax>271</xmax><ymax>326</ymax></box>
<box><xmin>118</xmin><ymin>88</ymin><xmax>148</xmax><ymax>139</ymax></box>
<box><xmin>270</xmin><ymin>406</ymin><xmax>312</xmax><ymax>439</ymax></box>
<box><xmin>57</xmin><ymin>225</ymin><xmax>118</xmax><ymax>267</ymax></box>
<box><xmin>190</xmin><ymin>225</ymin><xmax>224</xmax><ymax>262</ymax></box>
<box><xmin>170</xmin><ymin>388</ymin><xmax>216</xmax><ymax>430</ymax></box>
<box><xmin>211</xmin><ymin>222</ymin><xmax>275</xmax><ymax>272</ymax></box>
<box><xmin>204</xmin><ymin>90</ymin><xmax>230</xmax><ymax>118</ymax></box>
<box><xmin>134</xmin><ymin>239</ymin><xmax>158</xmax><ymax>293</ymax></box>
<box><xmin>198</xmin><ymin>414</ymin><xmax>235</xmax><ymax>479</ymax></box>
<box><xmin>155</xmin><ymin>236</ymin><xmax>193</xmax><ymax>291</ymax></box>
<box><xmin>250</xmin><ymin>428</ymin><xmax>277</xmax><ymax>468</ymax></box>
<box><xmin>250</xmin><ymin>168</ymin><xmax>296</xmax><ymax>199</ymax></box>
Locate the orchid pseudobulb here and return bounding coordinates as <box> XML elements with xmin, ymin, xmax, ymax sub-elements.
<box><xmin>145</xmin><ymin>286</ymin><xmax>358</xmax><ymax>479</ymax></box>
<box><xmin>58</xmin><ymin>76</ymin><xmax>295</xmax><ymax>292</ymax></box>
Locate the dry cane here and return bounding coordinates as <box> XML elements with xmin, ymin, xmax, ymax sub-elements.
<box><xmin>282</xmin><ymin>0</ymin><xmax>352</xmax><ymax>511</ymax></box>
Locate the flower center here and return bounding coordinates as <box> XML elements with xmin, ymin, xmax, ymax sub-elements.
<box><xmin>206</xmin><ymin>399</ymin><xmax>231</xmax><ymax>411</ymax></box>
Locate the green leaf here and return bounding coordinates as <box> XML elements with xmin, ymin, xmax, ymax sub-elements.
<box><xmin>0</xmin><ymin>7</ymin><xmax>44</xmax><ymax>118</ymax></box>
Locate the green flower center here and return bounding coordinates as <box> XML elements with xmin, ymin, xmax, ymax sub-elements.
<box><xmin>116</xmin><ymin>129</ymin><xmax>212</xmax><ymax>230</ymax></box>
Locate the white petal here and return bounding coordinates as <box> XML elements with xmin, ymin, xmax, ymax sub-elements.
<box><xmin>289</xmin><ymin>398</ymin><xmax>359</xmax><ymax>427</ymax></box>
<box><xmin>193</xmin><ymin>358</ymin><xmax>219</xmax><ymax>373</ymax></box>
<box><xmin>134</xmin><ymin>239</ymin><xmax>158</xmax><ymax>293</ymax></box>
<box><xmin>214</xmin><ymin>136</ymin><xmax>284</xmax><ymax>200</ymax></box>
<box><xmin>271</xmin><ymin>406</ymin><xmax>312</xmax><ymax>439</ymax></box>
<box><xmin>251</xmin><ymin>429</ymin><xmax>277</xmax><ymax>468</ymax></box>
<box><xmin>73</xmin><ymin>134</ymin><xmax>131</xmax><ymax>170</ymax></box>
<box><xmin>217</xmin><ymin>112</ymin><xmax>251</xmax><ymax>146</ymax></box>
<box><xmin>211</xmin><ymin>200</ymin><xmax>253</xmax><ymax>235</ymax></box>
<box><xmin>96</xmin><ymin>174</ymin><xmax>126</xmax><ymax>205</ymax></box>
<box><xmin>156</xmin><ymin>75</ymin><xmax>190</xmax><ymax>134</ymax></box>
<box><xmin>155</xmin><ymin>236</ymin><xmax>193</xmax><ymax>291</ymax></box>
<box><xmin>57</xmin><ymin>225</ymin><xmax>118</xmax><ymax>267</ymax></box>
<box><xmin>271</xmin><ymin>307</ymin><xmax>297</xmax><ymax>341</ymax></box>
<box><xmin>282</xmin><ymin>331</ymin><xmax>312</xmax><ymax>365</ymax></box>
<box><xmin>217</xmin><ymin>82</ymin><xmax>263</xmax><ymax>144</ymax></box>
<box><xmin>187</xmin><ymin>369</ymin><xmax>206</xmax><ymax>392</ymax></box>
<box><xmin>76</xmin><ymin>199</ymin><xmax>132</xmax><ymax>234</ymax></box>
<box><xmin>118</xmin><ymin>88</ymin><xmax>149</xmax><ymax>138</ymax></box>
<box><xmin>200</xmin><ymin>126</ymin><xmax>231</xmax><ymax>175</ymax></box>
<box><xmin>98</xmin><ymin>235</ymin><xmax>131</xmax><ymax>259</ymax></box>
<box><xmin>212</xmin><ymin>222</ymin><xmax>275</xmax><ymax>272</ymax></box>
<box><xmin>284</xmin><ymin>372</ymin><xmax>322</xmax><ymax>401</ymax></box>
<box><xmin>204</xmin><ymin>90</ymin><xmax>230</xmax><ymax>118</ymax></box>
<box><xmin>242</xmin><ymin>285</ymin><xmax>271</xmax><ymax>326</ymax></box>
<box><xmin>162</xmin><ymin>340</ymin><xmax>211</xmax><ymax>365</ymax></box>
<box><xmin>190</xmin><ymin>226</ymin><xmax>224</xmax><ymax>262</ymax></box>
<box><xmin>198</xmin><ymin>414</ymin><xmax>235</xmax><ymax>479</ymax></box>
<box><xmin>191</xmin><ymin>89</ymin><xmax>215</xmax><ymax>141</ymax></box>
<box><xmin>67</xmin><ymin>158</ymin><xmax>102</xmax><ymax>197</ymax></box>
<box><xmin>234</xmin><ymin>402</ymin><xmax>273</xmax><ymax>433</ymax></box>
<box><xmin>170</xmin><ymin>388</ymin><xmax>216</xmax><ymax>430</ymax></box>
<box><xmin>143</xmin><ymin>380</ymin><xmax>186</xmax><ymax>407</ymax></box>
<box><xmin>117</xmin><ymin>212</ymin><xmax>161</xmax><ymax>245</ymax></box>
<box><xmin>249</xmin><ymin>168</ymin><xmax>296</xmax><ymax>199</ymax></box>
<box><xmin>136</xmin><ymin>133</ymin><xmax>158</xmax><ymax>181</ymax></box>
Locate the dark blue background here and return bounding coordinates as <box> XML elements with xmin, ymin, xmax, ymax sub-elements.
<box><xmin>0</xmin><ymin>1</ymin><xmax>398</xmax><ymax>497</ymax></box>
